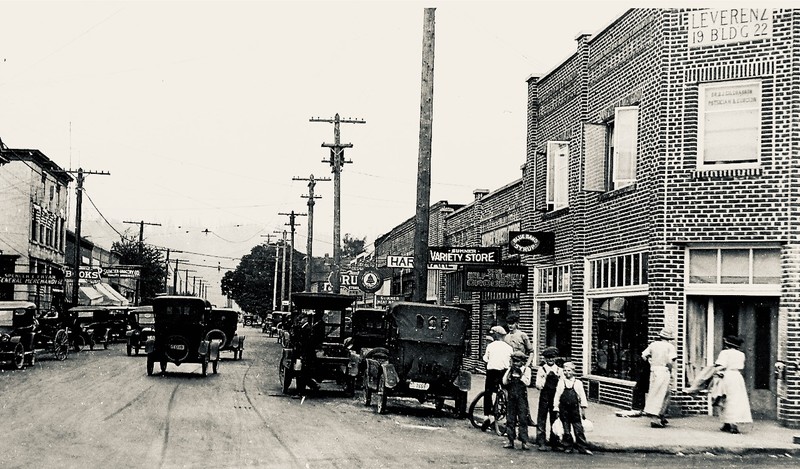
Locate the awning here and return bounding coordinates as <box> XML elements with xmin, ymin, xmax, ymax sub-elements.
<box><xmin>94</xmin><ymin>283</ymin><xmax>130</xmax><ymax>306</ymax></box>
<box><xmin>78</xmin><ymin>285</ymin><xmax>104</xmax><ymax>306</ymax></box>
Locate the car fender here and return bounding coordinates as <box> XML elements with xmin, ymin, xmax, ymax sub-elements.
<box><xmin>145</xmin><ymin>336</ymin><xmax>156</xmax><ymax>354</ymax></box>
<box><xmin>454</xmin><ymin>370</ymin><xmax>472</xmax><ymax>391</ymax></box>
<box><xmin>381</xmin><ymin>362</ymin><xmax>399</xmax><ymax>389</ymax></box>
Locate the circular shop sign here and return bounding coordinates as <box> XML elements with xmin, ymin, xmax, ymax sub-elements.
<box><xmin>357</xmin><ymin>267</ymin><xmax>383</xmax><ymax>293</ymax></box>
<box><xmin>510</xmin><ymin>232</ymin><xmax>541</xmax><ymax>253</ymax></box>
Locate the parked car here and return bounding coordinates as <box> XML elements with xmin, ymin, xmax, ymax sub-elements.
<box><xmin>68</xmin><ymin>306</ymin><xmax>113</xmax><ymax>350</ymax></box>
<box><xmin>206</xmin><ymin>307</ymin><xmax>244</xmax><ymax>360</ymax></box>
<box><xmin>125</xmin><ymin>305</ymin><xmax>155</xmax><ymax>356</ymax></box>
<box><xmin>345</xmin><ymin>308</ymin><xmax>389</xmax><ymax>384</ymax></box>
<box><xmin>242</xmin><ymin>312</ymin><xmax>259</xmax><ymax>327</ymax></box>
<box><xmin>0</xmin><ymin>301</ymin><xmax>38</xmax><ymax>369</ymax></box>
<box><xmin>145</xmin><ymin>295</ymin><xmax>221</xmax><ymax>376</ymax></box>
<box><xmin>278</xmin><ymin>293</ymin><xmax>358</xmax><ymax>395</ymax></box>
<box><xmin>32</xmin><ymin>309</ymin><xmax>70</xmax><ymax>361</ymax></box>
<box><xmin>107</xmin><ymin>306</ymin><xmax>133</xmax><ymax>343</ymax></box>
<box><xmin>363</xmin><ymin>302</ymin><xmax>471</xmax><ymax>416</ymax></box>
<box><xmin>267</xmin><ymin>311</ymin><xmax>290</xmax><ymax>338</ymax></box>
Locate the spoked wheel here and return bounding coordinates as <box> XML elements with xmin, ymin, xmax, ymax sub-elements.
<box><xmin>279</xmin><ymin>357</ymin><xmax>292</xmax><ymax>394</ymax></box>
<box><xmin>376</xmin><ymin>374</ymin><xmax>388</xmax><ymax>415</ymax></box>
<box><xmin>53</xmin><ymin>329</ymin><xmax>69</xmax><ymax>361</ymax></box>
<box><xmin>363</xmin><ymin>373</ymin><xmax>372</xmax><ymax>406</ymax></box>
<box><xmin>147</xmin><ymin>356</ymin><xmax>154</xmax><ymax>376</ymax></box>
<box><xmin>493</xmin><ymin>389</ymin><xmax>509</xmax><ymax>436</ymax></box>
<box><xmin>72</xmin><ymin>334</ymin><xmax>86</xmax><ymax>353</ymax></box>
<box><xmin>12</xmin><ymin>343</ymin><xmax>25</xmax><ymax>370</ymax></box>
<box><xmin>468</xmin><ymin>390</ymin><xmax>489</xmax><ymax>429</ymax></box>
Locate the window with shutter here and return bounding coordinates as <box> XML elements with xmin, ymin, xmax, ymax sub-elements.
<box><xmin>582</xmin><ymin>123</ymin><xmax>607</xmax><ymax>192</ymax></box>
<box><xmin>612</xmin><ymin>106</ymin><xmax>638</xmax><ymax>188</ymax></box>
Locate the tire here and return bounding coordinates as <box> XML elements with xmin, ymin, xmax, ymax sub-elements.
<box><xmin>147</xmin><ymin>356</ymin><xmax>154</xmax><ymax>376</ymax></box>
<box><xmin>468</xmin><ymin>390</ymin><xmax>488</xmax><ymax>429</ymax></box>
<box><xmin>212</xmin><ymin>359</ymin><xmax>218</xmax><ymax>374</ymax></box>
<box><xmin>376</xmin><ymin>374</ymin><xmax>388</xmax><ymax>415</ymax></box>
<box><xmin>72</xmin><ymin>334</ymin><xmax>86</xmax><ymax>353</ymax></box>
<box><xmin>279</xmin><ymin>357</ymin><xmax>292</xmax><ymax>394</ymax></box>
<box><xmin>53</xmin><ymin>329</ymin><xmax>69</xmax><ymax>361</ymax></box>
<box><xmin>12</xmin><ymin>342</ymin><xmax>25</xmax><ymax>370</ymax></box>
<box><xmin>205</xmin><ymin>329</ymin><xmax>227</xmax><ymax>349</ymax></box>
<box><xmin>493</xmin><ymin>389</ymin><xmax>509</xmax><ymax>436</ymax></box>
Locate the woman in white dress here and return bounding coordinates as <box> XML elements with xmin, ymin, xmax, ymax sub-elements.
<box><xmin>714</xmin><ymin>335</ymin><xmax>753</xmax><ymax>434</ymax></box>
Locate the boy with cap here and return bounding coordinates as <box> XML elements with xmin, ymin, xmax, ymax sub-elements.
<box><xmin>481</xmin><ymin>326</ymin><xmax>513</xmax><ymax>430</ymax></box>
<box><xmin>553</xmin><ymin>361</ymin><xmax>592</xmax><ymax>455</ymax></box>
<box><xmin>502</xmin><ymin>350</ymin><xmax>532</xmax><ymax>450</ymax></box>
<box><xmin>535</xmin><ymin>346</ymin><xmax>563</xmax><ymax>451</ymax></box>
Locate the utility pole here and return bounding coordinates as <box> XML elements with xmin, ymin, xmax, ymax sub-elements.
<box><xmin>293</xmin><ymin>174</ymin><xmax>330</xmax><ymax>291</ymax></box>
<box><xmin>311</xmin><ymin>113</ymin><xmax>365</xmax><ymax>293</ymax></box>
<box><xmin>413</xmin><ymin>8</ymin><xmax>436</xmax><ymax>303</ymax></box>
<box><xmin>278</xmin><ymin>211</ymin><xmax>307</xmax><ymax>310</ymax></box>
<box><xmin>123</xmin><ymin>220</ymin><xmax>161</xmax><ymax>305</ymax></box>
<box><xmin>273</xmin><ymin>230</ymin><xmax>287</xmax><ymax>310</ymax></box>
<box><xmin>163</xmin><ymin>248</ymin><xmax>170</xmax><ymax>293</ymax></box>
<box><xmin>172</xmin><ymin>259</ymin><xmax>187</xmax><ymax>293</ymax></box>
<box><xmin>183</xmin><ymin>269</ymin><xmax>196</xmax><ymax>295</ymax></box>
<box><xmin>262</xmin><ymin>234</ymin><xmax>278</xmax><ymax>311</ymax></box>
<box><xmin>66</xmin><ymin>168</ymin><xmax>110</xmax><ymax>307</ymax></box>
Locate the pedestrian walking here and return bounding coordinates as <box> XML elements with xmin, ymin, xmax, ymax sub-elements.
<box><xmin>502</xmin><ymin>351</ymin><xmax>532</xmax><ymax>450</ymax></box>
<box><xmin>715</xmin><ymin>335</ymin><xmax>753</xmax><ymax>434</ymax></box>
<box><xmin>481</xmin><ymin>326</ymin><xmax>513</xmax><ymax>431</ymax></box>
<box><xmin>553</xmin><ymin>361</ymin><xmax>592</xmax><ymax>455</ymax></box>
<box><xmin>641</xmin><ymin>327</ymin><xmax>677</xmax><ymax>428</ymax></box>
<box><xmin>535</xmin><ymin>346</ymin><xmax>563</xmax><ymax>451</ymax></box>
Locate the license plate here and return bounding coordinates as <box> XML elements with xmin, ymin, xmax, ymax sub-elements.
<box><xmin>408</xmin><ymin>381</ymin><xmax>430</xmax><ymax>390</ymax></box>
<box><xmin>169</xmin><ymin>344</ymin><xmax>185</xmax><ymax>350</ymax></box>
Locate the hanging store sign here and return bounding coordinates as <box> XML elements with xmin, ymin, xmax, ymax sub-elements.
<box><xmin>386</xmin><ymin>255</ymin><xmax>456</xmax><ymax>271</ymax></box>
<box><xmin>0</xmin><ymin>272</ymin><xmax>63</xmax><ymax>286</ymax></box>
<box><xmin>463</xmin><ymin>265</ymin><xmax>527</xmax><ymax>293</ymax></box>
<box><xmin>508</xmin><ymin>231</ymin><xmax>555</xmax><ymax>255</ymax></box>
<box><xmin>357</xmin><ymin>267</ymin><xmax>383</xmax><ymax>293</ymax></box>
<box><xmin>101</xmin><ymin>265</ymin><xmax>141</xmax><ymax>279</ymax></box>
<box><xmin>688</xmin><ymin>8</ymin><xmax>772</xmax><ymax>49</ymax></box>
<box><xmin>64</xmin><ymin>267</ymin><xmax>102</xmax><ymax>280</ymax></box>
<box><xmin>428</xmin><ymin>247</ymin><xmax>501</xmax><ymax>265</ymax></box>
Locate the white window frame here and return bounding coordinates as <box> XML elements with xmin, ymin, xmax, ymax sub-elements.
<box><xmin>697</xmin><ymin>79</ymin><xmax>762</xmax><ymax>171</ymax></box>
<box><xmin>546</xmin><ymin>141</ymin><xmax>569</xmax><ymax>210</ymax></box>
<box><xmin>611</xmin><ymin>106</ymin><xmax>638</xmax><ymax>189</ymax></box>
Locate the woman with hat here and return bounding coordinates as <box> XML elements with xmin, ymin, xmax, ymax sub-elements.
<box><xmin>641</xmin><ymin>327</ymin><xmax>678</xmax><ymax>428</ymax></box>
<box><xmin>714</xmin><ymin>335</ymin><xmax>752</xmax><ymax>433</ymax></box>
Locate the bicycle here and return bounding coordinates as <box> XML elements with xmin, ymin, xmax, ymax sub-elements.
<box><xmin>468</xmin><ymin>383</ymin><xmax>508</xmax><ymax>436</ymax></box>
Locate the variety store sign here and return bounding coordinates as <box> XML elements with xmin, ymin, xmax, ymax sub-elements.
<box><xmin>428</xmin><ymin>247</ymin><xmax>501</xmax><ymax>265</ymax></box>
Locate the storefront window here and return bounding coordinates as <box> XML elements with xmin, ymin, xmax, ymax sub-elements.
<box><xmin>592</xmin><ymin>296</ymin><xmax>649</xmax><ymax>381</ymax></box>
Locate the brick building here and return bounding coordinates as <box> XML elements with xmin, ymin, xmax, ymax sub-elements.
<box><xmin>523</xmin><ymin>8</ymin><xmax>799</xmax><ymax>427</ymax></box>
<box><xmin>0</xmin><ymin>144</ymin><xmax>72</xmax><ymax>311</ymax></box>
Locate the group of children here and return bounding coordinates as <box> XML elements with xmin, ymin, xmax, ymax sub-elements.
<box><xmin>483</xmin><ymin>317</ymin><xmax>592</xmax><ymax>455</ymax></box>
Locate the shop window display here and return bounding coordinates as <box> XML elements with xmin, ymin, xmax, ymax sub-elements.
<box><xmin>592</xmin><ymin>296</ymin><xmax>648</xmax><ymax>381</ymax></box>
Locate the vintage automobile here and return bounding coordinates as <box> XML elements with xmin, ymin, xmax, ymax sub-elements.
<box><xmin>242</xmin><ymin>312</ymin><xmax>260</xmax><ymax>327</ymax></box>
<box><xmin>363</xmin><ymin>302</ymin><xmax>471</xmax><ymax>417</ymax></box>
<box><xmin>345</xmin><ymin>308</ymin><xmax>389</xmax><ymax>384</ymax></box>
<box><xmin>125</xmin><ymin>305</ymin><xmax>155</xmax><ymax>356</ymax></box>
<box><xmin>107</xmin><ymin>306</ymin><xmax>132</xmax><ymax>342</ymax></box>
<box><xmin>145</xmin><ymin>295</ymin><xmax>221</xmax><ymax>377</ymax></box>
<box><xmin>206</xmin><ymin>307</ymin><xmax>245</xmax><ymax>360</ymax></box>
<box><xmin>68</xmin><ymin>306</ymin><xmax>113</xmax><ymax>350</ymax></box>
<box><xmin>32</xmin><ymin>309</ymin><xmax>70</xmax><ymax>361</ymax></box>
<box><xmin>278</xmin><ymin>292</ymin><xmax>358</xmax><ymax>395</ymax></box>
<box><xmin>267</xmin><ymin>311</ymin><xmax>290</xmax><ymax>338</ymax></box>
<box><xmin>0</xmin><ymin>301</ymin><xmax>38</xmax><ymax>369</ymax></box>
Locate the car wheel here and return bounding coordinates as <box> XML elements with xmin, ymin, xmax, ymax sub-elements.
<box><xmin>53</xmin><ymin>329</ymin><xmax>69</xmax><ymax>361</ymax></box>
<box><xmin>376</xmin><ymin>374</ymin><xmax>388</xmax><ymax>415</ymax></box>
<box><xmin>147</xmin><ymin>356</ymin><xmax>154</xmax><ymax>376</ymax></box>
<box><xmin>12</xmin><ymin>343</ymin><xmax>25</xmax><ymax>370</ymax></box>
<box><xmin>72</xmin><ymin>334</ymin><xmax>86</xmax><ymax>353</ymax></box>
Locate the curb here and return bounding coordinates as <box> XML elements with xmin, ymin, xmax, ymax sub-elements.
<box><xmin>590</xmin><ymin>443</ymin><xmax>800</xmax><ymax>456</ymax></box>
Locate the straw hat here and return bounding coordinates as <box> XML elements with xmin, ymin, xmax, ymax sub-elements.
<box><xmin>489</xmin><ymin>325</ymin><xmax>507</xmax><ymax>335</ymax></box>
<box><xmin>658</xmin><ymin>327</ymin><xmax>675</xmax><ymax>340</ymax></box>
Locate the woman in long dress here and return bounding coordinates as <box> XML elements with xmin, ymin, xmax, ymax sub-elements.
<box><xmin>714</xmin><ymin>335</ymin><xmax>753</xmax><ymax>434</ymax></box>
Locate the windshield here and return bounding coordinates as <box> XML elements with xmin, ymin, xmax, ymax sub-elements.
<box><xmin>138</xmin><ymin>313</ymin><xmax>155</xmax><ymax>326</ymax></box>
<box><xmin>0</xmin><ymin>310</ymin><xmax>13</xmax><ymax>327</ymax></box>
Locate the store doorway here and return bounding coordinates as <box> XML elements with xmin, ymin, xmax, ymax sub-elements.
<box><xmin>545</xmin><ymin>301</ymin><xmax>571</xmax><ymax>360</ymax></box>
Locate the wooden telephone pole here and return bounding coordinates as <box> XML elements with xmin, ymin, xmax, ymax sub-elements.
<box><xmin>123</xmin><ymin>220</ymin><xmax>161</xmax><ymax>305</ymax></box>
<box><xmin>273</xmin><ymin>230</ymin><xmax>287</xmax><ymax>310</ymax></box>
<box><xmin>278</xmin><ymin>211</ymin><xmax>307</xmax><ymax>309</ymax></box>
<box><xmin>293</xmin><ymin>174</ymin><xmax>330</xmax><ymax>291</ymax></box>
<box><xmin>66</xmin><ymin>168</ymin><xmax>110</xmax><ymax>306</ymax></box>
<box><xmin>413</xmin><ymin>8</ymin><xmax>436</xmax><ymax>303</ymax></box>
<box><xmin>310</xmin><ymin>113</ymin><xmax>365</xmax><ymax>293</ymax></box>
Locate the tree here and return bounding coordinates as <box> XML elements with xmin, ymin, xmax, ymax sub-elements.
<box><xmin>342</xmin><ymin>233</ymin><xmax>366</xmax><ymax>259</ymax></box>
<box><xmin>221</xmin><ymin>242</ymin><xmax>305</xmax><ymax>315</ymax></box>
<box><xmin>111</xmin><ymin>238</ymin><xmax>167</xmax><ymax>304</ymax></box>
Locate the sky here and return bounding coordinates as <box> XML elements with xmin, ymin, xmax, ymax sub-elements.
<box><xmin>0</xmin><ymin>0</ymin><xmax>709</xmax><ymax>306</ymax></box>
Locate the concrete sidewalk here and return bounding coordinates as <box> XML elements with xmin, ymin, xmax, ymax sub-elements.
<box><xmin>468</xmin><ymin>372</ymin><xmax>800</xmax><ymax>455</ymax></box>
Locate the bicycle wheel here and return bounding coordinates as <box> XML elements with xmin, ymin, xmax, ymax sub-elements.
<box><xmin>468</xmin><ymin>390</ymin><xmax>489</xmax><ymax>429</ymax></box>
<box><xmin>493</xmin><ymin>388</ymin><xmax>508</xmax><ymax>436</ymax></box>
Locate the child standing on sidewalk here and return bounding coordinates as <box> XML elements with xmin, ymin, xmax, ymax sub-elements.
<box><xmin>535</xmin><ymin>346</ymin><xmax>563</xmax><ymax>451</ymax></box>
<box><xmin>553</xmin><ymin>361</ymin><xmax>592</xmax><ymax>455</ymax></box>
<box><xmin>502</xmin><ymin>351</ymin><xmax>532</xmax><ymax>450</ymax></box>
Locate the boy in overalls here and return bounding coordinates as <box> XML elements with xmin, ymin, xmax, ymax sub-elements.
<box><xmin>502</xmin><ymin>351</ymin><xmax>532</xmax><ymax>450</ymax></box>
<box><xmin>553</xmin><ymin>361</ymin><xmax>592</xmax><ymax>455</ymax></box>
<box><xmin>535</xmin><ymin>346</ymin><xmax>563</xmax><ymax>451</ymax></box>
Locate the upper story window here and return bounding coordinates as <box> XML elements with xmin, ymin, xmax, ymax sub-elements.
<box><xmin>688</xmin><ymin>247</ymin><xmax>779</xmax><ymax>285</ymax></box>
<box><xmin>546</xmin><ymin>141</ymin><xmax>569</xmax><ymax>210</ymax></box>
<box><xmin>697</xmin><ymin>79</ymin><xmax>761</xmax><ymax>170</ymax></box>
<box><xmin>583</xmin><ymin>106</ymin><xmax>639</xmax><ymax>192</ymax></box>
<box><xmin>537</xmin><ymin>264</ymin><xmax>571</xmax><ymax>294</ymax></box>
